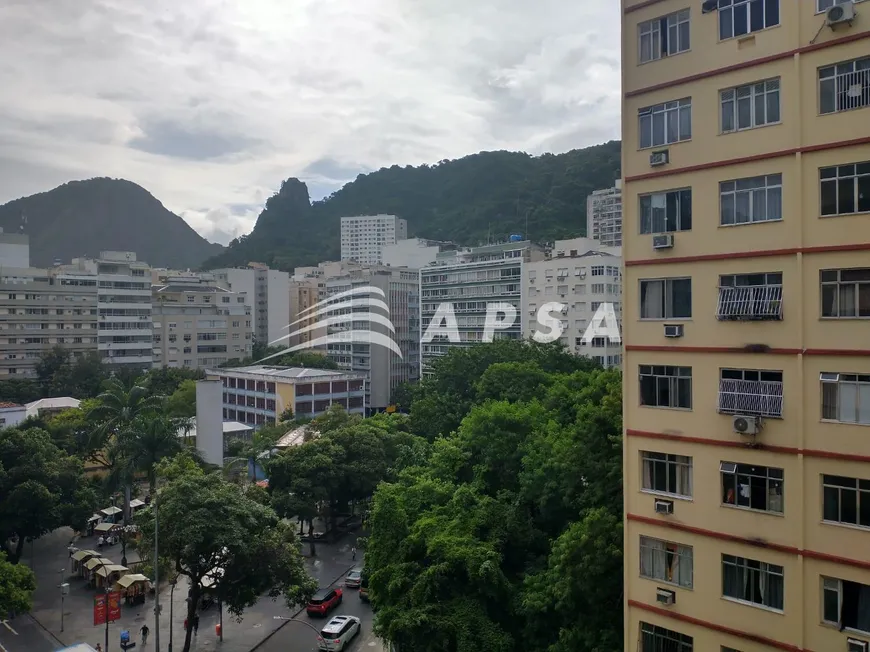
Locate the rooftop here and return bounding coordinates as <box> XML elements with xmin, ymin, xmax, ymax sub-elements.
<box><xmin>25</xmin><ymin>397</ymin><xmax>80</xmax><ymax>413</ymax></box>
<box><xmin>0</xmin><ymin>401</ymin><xmax>24</xmax><ymax>410</ymax></box>
<box><xmin>211</xmin><ymin>365</ymin><xmax>365</xmax><ymax>381</ymax></box>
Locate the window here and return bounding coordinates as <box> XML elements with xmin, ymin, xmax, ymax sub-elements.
<box><xmin>820</xmin><ymin>268</ymin><xmax>870</xmax><ymax>317</ymax></box>
<box><xmin>823</xmin><ymin>577</ymin><xmax>870</xmax><ymax>633</ymax></box>
<box><xmin>640</xmin><ymin>278</ymin><xmax>692</xmax><ymax>319</ymax></box>
<box><xmin>639</xmin><ymin>99</ymin><xmax>692</xmax><ymax>149</ymax></box>
<box><xmin>820</xmin><ymin>161</ymin><xmax>870</xmax><ymax>217</ymax></box>
<box><xmin>642</xmin><ymin>452</ymin><xmax>692</xmax><ymax>497</ymax></box>
<box><xmin>819</xmin><ymin>56</ymin><xmax>870</xmax><ymax>115</ymax></box>
<box><xmin>721</xmin><ymin>462</ymin><xmax>783</xmax><ymax>513</ymax></box>
<box><xmin>718</xmin><ymin>0</ymin><xmax>780</xmax><ymax>41</ymax></box>
<box><xmin>720</xmin><ymin>79</ymin><xmax>781</xmax><ymax>133</ymax></box>
<box><xmin>640</xmin><ymin>365</ymin><xmax>692</xmax><ymax>409</ymax></box>
<box><xmin>640</xmin><ymin>622</ymin><xmax>693</xmax><ymax>652</ymax></box>
<box><xmin>720</xmin><ymin>174</ymin><xmax>783</xmax><ymax>225</ymax></box>
<box><xmin>639</xmin><ymin>189</ymin><xmax>692</xmax><ymax>234</ymax></box>
<box><xmin>717</xmin><ymin>272</ymin><xmax>783</xmax><ymax>320</ymax></box>
<box><xmin>638</xmin><ymin>9</ymin><xmax>690</xmax><ymax>64</ymax></box>
<box><xmin>818</xmin><ymin>0</ymin><xmax>865</xmax><ymax>10</ymax></box>
<box><xmin>640</xmin><ymin>536</ymin><xmax>693</xmax><ymax>588</ymax></box>
<box><xmin>823</xmin><ymin>475</ymin><xmax>870</xmax><ymax>528</ymax></box>
<box><xmin>821</xmin><ymin>373</ymin><xmax>870</xmax><ymax>424</ymax></box>
<box><xmin>722</xmin><ymin>554</ymin><xmax>784</xmax><ymax>610</ymax></box>
<box><xmin>718</xmin><ymin>369</ymin><xmax>784</xmax><ymax>417</ymax></box>
<box><xmin>591</xmin><ymin>266</ymin><xmax>604</xmax><ymax>276</ymax></box>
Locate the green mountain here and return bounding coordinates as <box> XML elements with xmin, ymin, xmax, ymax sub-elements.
<box><xmin>203</xmin><ymin>140</ymin><xmax>621</xmax><ymax>271</ymax></box>
<box><xmin>0</xmin><ymin>178</ymin><xmax>224</xmax><ymax>269</ymax></box>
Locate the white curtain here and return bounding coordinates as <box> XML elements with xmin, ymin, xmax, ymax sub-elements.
<box><xmin>642</xmin><ymin>281</ymin><xmax>664</xmax><ymax>318</ymax></box>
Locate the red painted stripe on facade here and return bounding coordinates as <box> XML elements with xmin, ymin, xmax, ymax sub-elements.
<box><xmin>624</xmin><ymin>31</ymin><xmax>870</xmax><ymax>97</ymax></box>
<box><xmin>624</xmin><ymin>345</ymin><xmax>802</xmax><ymax>354</ymax></box>
<box><xmin>624</xmin><ymin>241</ymin><xmax>870</xmax><ymax>266</ymax></box>
<box><xmin>627</xmin><ymin>513</ymin><xmax>870</xmax><ymax>571</ymax></box>
<box><xmin>623</xmin><ymin>136</ymin><xmax>870</xmax><ymax>183</ymax></box>
<box><xmin>627</xmin><ymin>600</ymin><xmax>810</xmax><ymax>652</ymax></box>
<box><xmin>626</xmin><ymin>429</ymin><xmax>870</xmax><ymax>463</ymax></box>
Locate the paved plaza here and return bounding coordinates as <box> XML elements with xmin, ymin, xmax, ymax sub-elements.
<box><xmin>2</xmin><ymin>526</ymin><xmax>368</xmax><ymax>652</ymax></box>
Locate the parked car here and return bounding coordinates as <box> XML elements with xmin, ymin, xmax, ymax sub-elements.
<box><xmin>306</xmin><ymin>588</ymin><xmax>343</xmax><ymax>617</ymax></box>
<box><xmin>345</xmin><ymin>569</ymin><xmax>362</xmax><ymax>588</ymax></box>
<box><xmin>358</xmin><ymin>576</ymin><xmax>369</xmax><ymax>602</ymax></box>
<box><xmin>317</xmin><ymin>615</ymin><xmax>361</xmax><ymax>651</ymax></box>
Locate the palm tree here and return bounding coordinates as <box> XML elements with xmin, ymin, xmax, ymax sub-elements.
<box><xmin>114</xmin><ymin>415</ymin><xmax>184</xmax><ymax>495</ymax></box>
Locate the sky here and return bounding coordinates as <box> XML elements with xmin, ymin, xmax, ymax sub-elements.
<box><xmin>0</xmin><ymin>0</ymin><xmax>621</xmax><ymax>245</ymax></box>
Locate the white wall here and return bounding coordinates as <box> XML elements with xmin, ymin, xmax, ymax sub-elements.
<box><xmin>195</xmin><ymin>380</ymin><xmax>224</xmax><ymax>466</ymax></box>
<box><xmin>0</xmin><ymin>406</ymin><xmax>27</xmax><ymax>429</ymax></box>
<box><xmin>0</xmin><ymin>235</ymin><xmax>30</xmax><ymax>267</ymax></box>
<box><xmin>265</xmin><ymin>270</ymin><xmax>290</xmax><ymax>346</ymax></box>
<box><xmin>215</xmin><ymin>268</ymin><xmax>257</xmax><ymax>334</ymax></box>
<box><xmin>382</xmin><ymin>238</ymin><xmax>440</xmax><ymax>269</ymax></box>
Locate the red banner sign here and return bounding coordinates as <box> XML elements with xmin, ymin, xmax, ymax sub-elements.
<box><xmin>94</xmin><ymin>592</ymin><xmax>122</xmax><ymax>626</ymax></box>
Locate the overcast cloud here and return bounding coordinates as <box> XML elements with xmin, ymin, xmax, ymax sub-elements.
<box><xmin>0</xmin><ymin>0</ymin><xmax>621</xmax><ymax>245</ymax></box>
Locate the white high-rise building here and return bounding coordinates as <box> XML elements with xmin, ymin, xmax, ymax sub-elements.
<box><xmin>524</xmin><ymin>238</ymin><xmax>622</xmax><ymax>368</ymax></box>
<box><xmin>340</xmin><ymin>215</ymin><xmax>408</xmax><ymax>265</ymax></box>
<box><xmin>586</xmin><ymin>181</ymin><xmax>623</xmax><ymax>248</ymax></box>
<box><xmin>211</xmin><ymin>265</ymin><xmax>289</xmax><ymax>348</ymax></box>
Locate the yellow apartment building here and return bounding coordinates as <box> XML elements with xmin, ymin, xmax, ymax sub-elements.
<box><xmin>620</xmin><ymin>1</ymin><xmax>870</xmax><ymax>651</ymax></box>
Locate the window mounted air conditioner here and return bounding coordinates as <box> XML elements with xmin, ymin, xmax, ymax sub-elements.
<box><xmin>733</xmin><ymin>415</ymin><xmax>761</xmax><ymax>436</ymax></box>
<box><xmin>848</xmin><ymin>638</ymin><xmax>869</xmax><ymax>652</ymax></box>
<box><xmin>664</xmin><ymin>324</ymin><xmax>684</xmax><ymax>338</ymax></box>
<box><xmin>650</xmin><ymin>150</ymin><xmax>670</xmax><ymax>167</ymax></box>
<box><xmin>654</xmin><ymin>499</ymin><xmax>674</xmax><ymax>515</ymax></box>
<box><xmin>656</xmin><ymin>588</ymin><xmax>676</xmax><ymax>606</ymax></box>
<box><xmin>653</xmin><ymin>234</ymin><xmax>674</xmax><ymax>250</ymax></box>
<box><xmin>827</xmin><ymin>2</ymin><xmax>856</xmax><ymax>27</ymax></box>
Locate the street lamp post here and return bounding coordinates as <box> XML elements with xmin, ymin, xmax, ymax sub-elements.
<box><xmin>168</xmin><ymin>579</ymin><xmax>177</xmax><ymax>652</ymax></box>
<box><xmin>153</xmin><ymin>496</ymin><xmax>161</xmax><ymax>652</ymax></box>
<box><xmin>94</xmin><ymin>559</ymin><xmax>111</xmax><ymax>652</ymax></box>
<box><xmin>59</xmin><ymin>568</ymin><xmax>65</xmax><ymax>633</ymax></box>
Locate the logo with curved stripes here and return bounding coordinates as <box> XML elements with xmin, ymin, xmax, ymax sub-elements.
<box><xmin>259</xmin><ymin>286</ymin><xmax>403</xmax><ymax>363</ymax></box>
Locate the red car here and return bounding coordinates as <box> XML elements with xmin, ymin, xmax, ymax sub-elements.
<box><xmin>306</xmin><ymin>587</ymin><xmax>343</xmax><ymax>617</ymax></box>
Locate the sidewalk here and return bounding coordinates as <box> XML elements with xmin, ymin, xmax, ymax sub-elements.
<box><xmin>23</xmin><ymin>527</ymin><xmax>360</xmax><ymax>651</ymax></box>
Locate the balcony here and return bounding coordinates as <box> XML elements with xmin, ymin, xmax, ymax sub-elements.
<box><xmin>716</xmin><ymin>285</ymin><xmax>783</xmax><ymax>321</ymax></box>
<box><xmin>718</xmin><ymin>378</ymin><xmax>783</xmax><ymax>418</ymax></box>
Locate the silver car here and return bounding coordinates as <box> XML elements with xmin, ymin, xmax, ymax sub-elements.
<box><xmin>345</xmin><ymin>569</ymin><xmax>362</xmax><ymax>588</ymax></box>
<box><xmin>317</xmin><ymin>615</ymin><xmax>361</xmax><ymax>651</ymax></box>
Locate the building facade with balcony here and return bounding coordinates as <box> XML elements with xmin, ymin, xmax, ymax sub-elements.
<box><xmin>324</xmin><ymin>266</ymin><xmax>420</xmax><ymax>410</ymax></box>
<box><xmin>587</xmin><ymin>181</ymin><xmax>624</xmax><ymax>247</ymax></box>
<box><xmin>211</xmin><ymin>265</ymin><xmax>290</xmax><ymax>348</ymax></box>
<box><xmin>524</xmin><ymin>238</ymin><xmax>623</xmax><ymax>367</ymax></box>
<box><xmin>340</xmin><ymin>215</ymin><xmax>408</xmax><ymax>265</ymax></box>
<box><xmin>151</xmin><ymin>274</ymin><xmax>252</xmax><ymax>369</ymax></box>
<box><xmin>621</xmin><ymin>2</ymin><xmax>870</xmax><ymax>651</ymax></box>
<box><xmin>206</xmin><ymin>365</ymin><xmax>367</xmax><ymax>427</ymax></box>
<box><xmin>420</xmin><ymin>240</ymin><xmax>545</xmax><ymax>376</ymax></box>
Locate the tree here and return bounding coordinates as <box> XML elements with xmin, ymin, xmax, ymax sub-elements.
<box><xmin>35</xmin><ymin>347</ymin><xmax>107</xmax><ymax>399</ymax></box>
<box><xmin>113</xmin><ymin>415</ymin><xmax>184</xmax><ymax>493</ymax></box>
<box><xmin>136</xmin><ymin>471</ymin><xmax>316</xmax><ymax>652</ymax></box>
<box><xmin>0</xmin><ymin>428</ymin><xmax>97</xmax><ymax>562</ymax></box>
<box><xmin>0</xmin><ymin>550</ymin><xmax>36</xmax><ymax>615</ymax></box>
<box><xmin>165</xmin><ymin>380</ymin><xmax>196</xmax><ymax>418</ymax></box>
<box><xmin>475</xmin><ymin>361</ymin><xmax>553</xmax><ymax>404</ymax></box>
<box><xmin>142</xmin><ymin>367</ymin><xmax>204</xmax><ymax>397</ymax></box>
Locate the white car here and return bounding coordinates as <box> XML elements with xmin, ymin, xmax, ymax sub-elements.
<box><xmin>317</xmin><ymin>615</ymin><xmax>361</xmax><ymax>651</ymax></box>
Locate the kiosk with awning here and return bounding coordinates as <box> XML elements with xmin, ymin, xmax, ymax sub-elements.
<box><xmin>115</xmin><ymin>573</ymin><xmax>152</xmax><ymax>605</ymax></box>
<box><xmin>71</xmin><ymin>549</ymin><xmax>100</xmax><ymax>575</ymax></box>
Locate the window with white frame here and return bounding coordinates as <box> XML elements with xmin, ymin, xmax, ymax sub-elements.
<box><xmin>823</xmin><ymin>577</ymin><xmax>870</xmax><ymax>633</ymax></box>
<box><xmin>640</xmin><ymin>365</ymin><xmax>692</xmax><ymax>409</ymax></box>
<box><xmin>641</xmin><ymin>451</ymin><xmax>693</xmax><ymax>497</ymax></box>
<box><xmin>821</xmin><ymin>372</ymin><xmax>870</xmax><ymax>424</ymax></box>
<box><xmin>638</xmin><ymin>9</ymin><xmax>691</xmax><ymax>64</ymax></box>
<box><xmin>718</xmin><ymin>368</ymin><xmax>784</xmax><ymax>417</ymax></box>
<box><xmin>820</xmin><ymin>268</ymin><xmax>870</xmax><ymax>318</ymax></box>
<box><xmin>819</xmin><ymin>56</ymin><xmax>870</xmax><ymax>115</ymax></box>
<box><xmin>721</xmin><ymin>461</ymin><xmax>783</xmax><ymax>513</ymax></box>
<box><xmin>817</xmin><ymin>0</ymin><xmax>866</xmax><ymax>11</ymax></box>
<box><xmin>720</xmin><ymin>174</ymin><xmax>783</xmax><ymax>226</ymax></box>
<box><xmin>639</xmin><ymin>188</ymin><xmax>692</xmax><ymax>234</ymax></box>
<box><xmin>639</xmin><ymin>98</ymin><xmax>692</xmax><ymax>149</ymax></box>
<box><xmin>717</xmin><ymin>272</ymin><xmax>783</xmax><ymax>321</ymax></box>
<box><xmin>640</xmin><ymin>536</ymin><xmax>693</xmax><ymax>588</ymax></box>
<box><xmin>591</xmin><ymin>266</ymin><xmax>605</xmax><ymax>276</ymax></box>
<box><xmin>722</xmin><ymin>554</ymin><xmax>784</xmax><ymax>610</ymax></box>
<box><xmin>640</xmin><ymin>623</ymin><xmax>693</xmax><ymax>652</ymax></box>
<box><xmin>720</xmin><ymin>78</ymin><xmax>781</xmax><ymax>133</ymax></box>
<box><xmin>718</xmin><ymin>0</ymin><xmax>780</xmax><ymax>41</ymax></box>
<box><xmin>823</xmin><ymin>474</ymin><xmax>870</xmax><ymax>528</ymax></box>
<box><xmin>820</xmin><ymin>161</ymin><xmax>870</xmax><ymax>217</ymax></box>
<box><xmin>640</xmin><ymin>278</ymin><xmax>692</xmax><ymax>319</ymax></box>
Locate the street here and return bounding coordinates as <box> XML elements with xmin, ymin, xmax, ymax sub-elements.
<box><xmin>0</xmin><ymin>615</ymin><xmax>64</xmax><ymax>652</ymax></box>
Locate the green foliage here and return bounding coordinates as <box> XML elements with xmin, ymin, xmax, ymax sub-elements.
<box><xmin>136</xmin><ymin>470</ymin><xmax>316</xmax><ymax>652</ymax></box>
<box><xmin>222</xmin><ymin>345</ymin><xmax>339</xmax><ymax>370</ymax></box>
<box><xmin>0</xmin><ymin>428</ymin><xmax>98</xmax><ymax>562</ymax></box>
<box><xmin>143</xmin><ymin>367</ymin><xmax>205</xmax><ymax>398</ymax></box>
<box><xmin>0</xmin><ymin>550</ymin><xmax>36</xmax><ymax>614</ymax></box>
<box><xmin>165</xmin><ymin>379</ymin><xmax>197</xmax><ymax>418</ymax></box>
<box><xmin>203</xmin><ymin>143</ymin><xmax>621</xmax><ymax>271</ymax></box>
<box><xmin>365</xmin><ymin>343</ymin><xmax>623</xmax><ymax>652</ymax></box>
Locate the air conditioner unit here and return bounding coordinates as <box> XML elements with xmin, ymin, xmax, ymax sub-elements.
<box><xmin>656</xmin><ymin>588</ymin><xmax>676</xmax><ymax>606</ymax></box>
<box><xmin>827</xmin><ymin>2</ymin><xmax>856</xmax><ymax>27</ymax></box>
<box><xmin>733</xmin><ymin>415</ymin><xmax>761</xmax><ymax>435</ymax></box>
<box><xmin>654</xmin><ymin>499</ymin><xmax>674</xmax><ymax>515</ymax></box>
<box><xmin>848</xmin><ymin>638</ymin><xmax>869</xmax><ymax>652</ymax></box>
<box><xmin>650</xmin><ymin>150</ymin><xmax>670</xmax><ymax>167</ymax></box>
<box><xmin>653</xmin><ymin>234</ymin><xmax>674</xmax><ymax>250</ymax></box>
<box><xmin>701</xmin><ymin>0</ymin><xmax>718</xmax><ymax>12</ymax></box>
<box><xmin>664</xmin><ymin>324</ymin><xmax>684</xmax><ymax>338</ymax></box>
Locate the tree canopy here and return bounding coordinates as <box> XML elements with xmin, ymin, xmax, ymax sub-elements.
<box><xmin>363</xmin><ymin>341</ymin><xmax>623</xmax><ymax>652</ymax></box>
<box><xmin>0</xmin><ymin>550</ymin><xmax>36</xmax><ymax>615</ymax></box>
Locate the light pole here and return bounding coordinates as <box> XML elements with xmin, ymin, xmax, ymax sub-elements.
<box><xmin>94</xmin><ymin>559</ymin><xmax>111</xmax><ymax>652</ymax></box>
<box><xmin>153</xmin><ymin>496</ymin><xmax>161</xmax><ymax>652</ymax></box>
<box><xmin>59</xmin><ymin>568</ymin><xmax>65</xmax><ymax>633</ymax></box>
<box><xmin>168</xmin><ymin>579</ymin><xmax>177</xmax><ymax>652</ymax></box>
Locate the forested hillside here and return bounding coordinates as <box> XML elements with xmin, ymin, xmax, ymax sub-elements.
<box><xmin>203</xmin><ymin>141</ymin><xmax>621</xmax><ymax>271</ymax></box>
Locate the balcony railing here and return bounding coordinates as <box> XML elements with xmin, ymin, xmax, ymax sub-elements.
<box><xmin>718</xmin><ymin>378</ymin><xmax>783</xmax><ymax>418</ymax></box>
<box><xmin>716</xmin><ymin>285</ymin><xmax>783</xmax><ymax>321</ymax></box>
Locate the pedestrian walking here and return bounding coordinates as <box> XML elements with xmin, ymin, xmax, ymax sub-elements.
<box><xmin>140</xmin><ymin>623</ymin><xmax>149</xmax><ymax>645</ymax></box>
<box><xmin>95</xmin><ymin>645</ymin><xmax>102</xmax><ymax>652</ymax></box>
<box><xmin>193</xmin><ymin>614</ymin><xmax>200</xmax><ymax>634</ymax></box>
<box><xmin>351</xmin><ymin>546</ymin><xmax>356</xmax><ymax>561</ymax></box>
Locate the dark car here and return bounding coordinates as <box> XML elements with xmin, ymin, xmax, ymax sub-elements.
<box><xmin>306</xmin><ymin>587</ymin><xmax>343</xmax><ymax>617</ymax></box>
<box><xmin>358</xmin><ymin>576</ymin><xmax>369</xmax><ymax>602</ymax></box>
